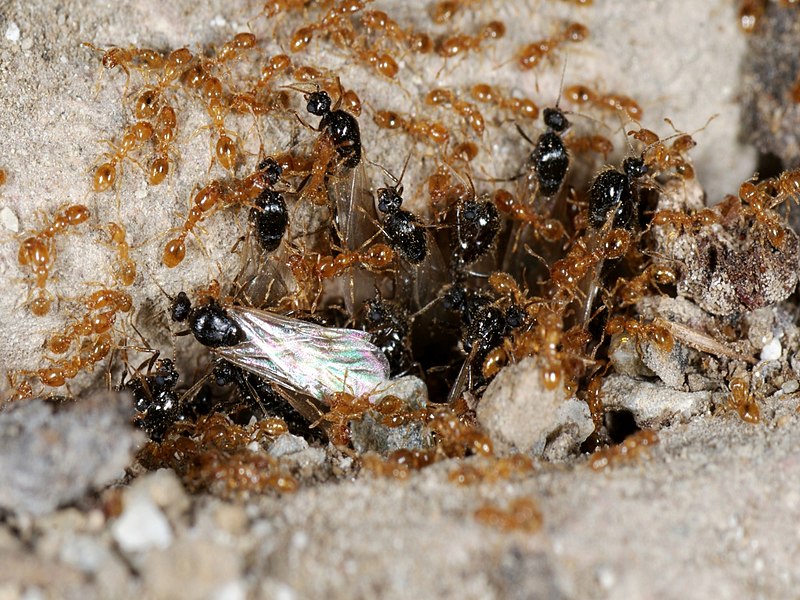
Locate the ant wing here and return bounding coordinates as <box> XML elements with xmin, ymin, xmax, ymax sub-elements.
<box><xmin>329</xmin><ymin>163</ymin><xmax>378</xmax><ymax>250</ymax></box>
<box><xmin>214</xmin><ymin>306</ymin><xmax>390</xmax><ymax>402</ymax></box>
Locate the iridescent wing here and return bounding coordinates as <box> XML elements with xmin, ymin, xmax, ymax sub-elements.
<box><xmin>214</xmin><ymin>306</ymin><xmax>390</xmax><ymax>402</ymax></box>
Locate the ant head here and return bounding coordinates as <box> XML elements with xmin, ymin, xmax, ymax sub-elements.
<box><xmin>306</xmin><ymin>90</ymin><xmax>332</xmax><ymax>116</ymax></box>
<box><xmin>257</xmin><ymin>157</ymin><xmax>283</xmax><ymax>186</ymax></box>
<box><xmin>543</xmin><ymin>107</ymin><xmax>569</xmax><ymax>133</ymax></box>
<box><xmin>171</xmin><ymin>291</ymin><xmax>192</xmax><ymax>323</ymax></box>
<box><xmin>623</xmin><ymin>156</ymin><xmax>648</xmax><ymax>179</ymax></box>
<box><xmin>377</xmin><ymin>187</ymin><xmax>403</xmax><ymax>214</ymax></box>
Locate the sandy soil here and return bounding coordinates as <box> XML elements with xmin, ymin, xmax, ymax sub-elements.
<box><xmin>2</xmin><ymin>1</ymin><xmax>795</xmax><ymax>599</ymax></box>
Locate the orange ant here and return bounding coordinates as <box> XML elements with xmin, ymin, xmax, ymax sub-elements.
<box><xmin>737</xmin><ymin>179</ymin><xmax>787</xmax><ymax>249</ymax></box>
<box><xmin>373</xmin><ymin>110</ymin><xmax>450</xmax><ymax>147</ymax></box>
<box><xmin>289</xmin><ymin>0</ymin><xmax>373</xmax><ymax>53</ymax></box>
<box><xmin>0</xmin><ymin>168</ymin><xmax>6</xmax><ymax>186</ymax></box>
<box><xmin>93</xmin><ymin>121</ymin><xmax>154</xmax><ymax>192</ymax></box>
<box><xmin>474</xmin><ymin>497</ymin><xmax>542</xmax><ymax>533</ymax></box>
<box><xmin>231</xmin><ymin>53</ymin><xmax>293</xmax><ymax>114</ymax></box>
<box><xmin>18</xmin><ymin>204</ymin><xmax>91</xmax><ymax>316</ymax></box>
<box><xmin>470</xmin><ymin>83</ymin><xmax>539</xmax><ymax>120</ymax></box>
<box><xmin>216</xmin><ymin>32</ymin><xmax>258</xmax><ymax>64</ymax></box>
<box><xmin>651</xmin><ymin>208</ymin><xmax>718</xmax><ymax>234</ymax></box>
<box><xmin>149</xmin><ymin>105</ymin><xmax>178</xmax><ymax>185</ymax></box>
<box><xmin>107</xmin><ymin>223</ymin><xmax>137</xmax><ymax>286</ymax></box>
<box><xmin>613</xmin><ymin>263</ymin><xmax>677</xmax><ymax>307</ymax></box>
<box><xmin>589</xmin><ymin>430</ymin><xmax>658</xmax><ymax>470</ymax></box>
<box><xmin>564</xmin><ymin>84</ymin><xmax>643</xmax><ymax>120</ymax></box>
<box><xmin>45</xmin><ymin>288</ymin><xmax>132</xmax><ymax>356</ymax></box>
<box><xmin>162</xmin><ymin>160</ymin><xmax>283</xmax><ymax>267</ymax></box>
<box><xmin>82</xmin><ymin>43</ymin><xmax>165</xmax><ymax>92</ymax></box>
<box><xmin>565</xmin><ymin>134</ymin><xmax>613</xmax><ymax>159</ymax></box>
<box><xmin>263</xmin><ymin>0</ymin><xmax>307</xmax><ymax>18</ymax></box>
<box><xmin>729</xmin><ymin>375</ymin><xmax>760</xmax><ymax>424</ymax></box>
<box><xmin>629</xmin><ymin>127</ymin><xmax>696</xmax><ymax>178</ymax></box>
<box><xmin>132</xmin><ymin>47</ymin><xmax>194</xmax><ymax>120</ymax></box>
<box><xmin>163</xmin><ymin>181</ymin><xmax>225</xmax><ymax>267</ymax></box>
<box><xmin>428</xmin><ymin>0</ymin><xmax>481</xmax><ymax>24</ymax></box>
<box><xmin>425</xmin><ymin>88</ymin><xmax>485</xmax><ymax>136</ymax></box>
<box><xmin>493</xmin><ymin>189</ymin><xmax>566</xmax><ymax>242</ymax></box>
<box><xmin>516</xmin><ymin>22</ymin><xmax>588</xmax><ymax>71</ymax></box>
<box><xmin>436</xmin><ymin>21</ymin><xmax>506</xmax><ymax>59</ymax></box>
<box><xmin>360</xmin><ymin>10</ymin><xmax>433</xmax><ymax>53</ymax></box>
<box><xmin>313</xmin><ymin>242</ymin><xmax>396</xmax><ymax>280</ymax></box>
<box><xmin>605</xmin><ymin>315</ymin><xmax>674</xmax><ymax>354</ymax></box>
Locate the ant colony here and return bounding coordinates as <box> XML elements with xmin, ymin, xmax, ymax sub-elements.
<box><xmin>7</xmin><ymin>0</ymin><xmax>800</xmax><ymax>496</ymax></box>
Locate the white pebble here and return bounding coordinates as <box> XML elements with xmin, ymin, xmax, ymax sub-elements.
<box><xmin>761</xmin><ymin>337</ymin><xmax>782</xmax><ymax>362</ymax></box>
<box><xmin>111</xmin><ymin>495</ymin><xmax>173</xmax><ymax>554</ymax></box>
<box><xmin>5</xmin><ymin>22</ymin><xmax>20</xmax><ymax>43</ymax></box>
<box><xmin>20</xmin><ymin>37</ymin><xmax>32</xmax><ymax>51</ymax></box>
<box><xmin>782</xmin><ymin>380</ymin><xmax>799</xmax><ymax>394</ymax></box>
<box><xmin>0</xmin><ymin>207</ymin><xmax>19</xmax><ymax>232</ymax></box>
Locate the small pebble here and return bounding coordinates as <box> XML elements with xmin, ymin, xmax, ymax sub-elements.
<box><xmin>111</xmin><ymin>495</ymin><xmax>172</xmax><ymax>554</ymax></box>
<box><xmin>5</xmin><ymin>22</ymin><xmax>20</xmax><ymax>43</ymax></box>
<box><xmin>761</xmin><ymin>337</ymin><xmax>782</xmax><ymax>362</ymax></box>
<box><xmin>782</xmin><ymin>380</ymin><xmax>799</xmax><ymax>394</ymax></box>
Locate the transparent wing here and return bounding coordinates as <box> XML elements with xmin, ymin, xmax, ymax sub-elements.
<box><xmin>214</xmin><ymin>306</ymin><xmax>390</xmax><ymax>402</ymax></box>
<box><xmin>330</xmin><ymin>163</ymin><xmax>377</xmax><ymax>250</ymax></box>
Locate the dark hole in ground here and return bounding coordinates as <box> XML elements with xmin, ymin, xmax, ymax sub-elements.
<box><xmin>605</xmin><ymin>409</ymin><xmax>640</xmax><ymax>444</ymax></box>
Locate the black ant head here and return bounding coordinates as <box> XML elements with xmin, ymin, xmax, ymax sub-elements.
<box><xmin>623</xmin><ymin>156</ymin><xmax>648</xmax><ymax>179</ymax></box>
<box><xmin>171</xmin><ymin>291</ymin><xmax>192</xmax><ymax>323</ymax></box>
<box><xmin>377</xmin><ymin>187</ymin><xmax>403</xmax><ymax>214</ymax></box>
<box><xmin>543</xmin><ymin>107</ymin><xmax>569</xmax><ymax>133</ymax></box>
<box><xmin>257</xmin><ymin>157</ymin><xmax>283</xmax><ymax>186</ymax></box>
<box><xmin>306</xmin><ymin>90</ymin><xmax>332</xmax><ymax>116</ymax></box>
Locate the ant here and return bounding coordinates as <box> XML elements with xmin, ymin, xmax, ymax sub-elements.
<box><xmin>605</xmin><ymin>315</ymin><xmax>674</xmax><ymax>354</ymax></box>
<box><xmin>18</xmin><ymin>204</ymin><xmax>91</xmax><ymax>316</ymax></box>
<box><xmin>314</xmin><ymin>242</ymin><xmax>396</xmax><ymax>280</ymax></box>
<box><xmin>613</xmin><ymin>263</ymin><xmax>677</xmax><ymax>307</ymax></box>
<box><xmin>588</xmin><ymin>156</ymin><xmax>649</xmax><ymax>231</ymax></box>
<box><xmin>45</xmin><ymin>288</ymin><xmax>132</xmax><ymax>356</ymax></box>
<box><xmin>92</xmin><ymin>121</ymin><xmax>154</xmax><ymax>193</ymax></box>
<box><xmin>436</xmin><ymin>21</ymin><xmax>506</xmax><ymax>59</ymax></box>
<box><xmin>629</xmin><ymin>127</ymin><xmax>696</xmax><ymax>179</ymax></box>
<box><xmin>453</xmin><ymin>194</ymin><xmax>501</xmax><ymax>266</ymax></box>
<box><xmin>360</xmin><ymin>10</ymin><xmax>433</xmax><ymax>54</ymax></box>
<box><xmin>249</xmin><ymin>158</ymin><xmax>288</xmax><ymax>253</ymax></box>
<box><xmin>107</xmin><ymin>222</ymin><xmax>137</xmax><ymax>286</ymax></box>
<box><xmin>428</xmin><ymin>0</ymin><xmax>480</xmax><ymax>24</ymax></box>
<box><xmin>82</xmin><ymin>43</ymin><xmax>164</xmax><ymax>93</ymax></box>
<box><xmin>737</xmin><ymin>179</ymin><xmax>788</xmax><ymax>249</ymax></box>
<box><xmin>565</xmin><ymin>134</ymin><xmax>613</xmax><ymax>160</ymax></box>
<box><xmin>493</xmin><ymin>189</ymin><xmax>565</xmax><ymax>242</ymax></box>
<box><xmin>564</xmin><ymin>84</ymin><xmax>643</xmax><ymax>120</ymax></box>
<box><xmin>132</xmin><ymin>47</ymin><xmax>194</xmax><ymax>120</ymax></box>
<box><xmin>289</xmin><ymin>0</ymin><xmax>372</xmax><ymax>53</ymax></box>
<box><xmin>125</xmin><ymin>357</ymin><xmax>181</xmax><ymax>441</ymax></box>
<box><xmin>363</xmin><ymin>297</ymin><xmax>412</xmax><ymax>376</ymax></box>
<box><xmin>518</xmin><ymin>106</ymin><xmax>572</xmax><ymax>199</ymax></box>
<box><xmin>470</xmin><ymin>83</ymin><xmax>539</xmax><ymax>120</ymax></box>
<box><xmin>376</xmin><ymin>176</ymin><xmax>429</xmax><ymax>265</ymax></box>
<box><xmin>304</xmin><ymin>88</ymin><xmax>362</xmax><ymax>168</ymax></box>
<box><xmin>231</xmin><ymin>53</ymin><xmax>293</xmax><ymax>115</ymax></box>
<box><xmin>729</xmin><ymin>375</ymin><xmax>760</xmax><ymax>424</ymax></box>
<box><xmin>373</xmin><ymin>110</ymin><xmax>450</xmax><ymax>147</ymax></box>
<box><xmin>516</xmin><ymin>22</ymin><xmax>588</xmax><ymax>71</ymax></box>
<box><xmin>149</xmin><ymin>105</ymin><xmax>178</xmax><ymax>185</ymax></box>
<box><xmin>589</xmin><ymin>430</ymin><xmax>658</xmax><ymax>470</ymax></box>
<box><xmin>425</xmin><ymin>88</ymin><xmax>485</xmax><ymax>136</ymax></box>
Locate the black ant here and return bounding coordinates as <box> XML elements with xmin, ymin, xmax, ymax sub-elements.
<box><xmin>249</xmin><ymin>158</ymin><xmax>288</xmax><ymax>253</ymax></box>
<box><xmin>518</xmin><ymin>106</ymin><xmax>571</xmax><ymax>198</ymax></box>
<box><xmin>305</xmin><ymin>88</ymin><xmax>362</xmax><ymax>168</ymax></box>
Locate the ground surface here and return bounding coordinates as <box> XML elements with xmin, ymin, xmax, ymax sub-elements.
<box><xmin>2</xmin><ymin>1</ymin><xmax>797</xmax><ymax>599</ymax></box>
